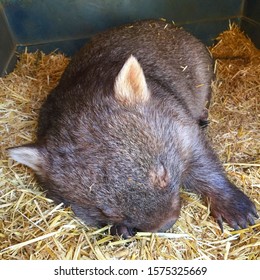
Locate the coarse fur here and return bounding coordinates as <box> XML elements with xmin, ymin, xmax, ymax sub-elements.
<box><xmin>8</xmin><ymin>20</ymin><xmax>258</xmax><ymax>237</ymax></box>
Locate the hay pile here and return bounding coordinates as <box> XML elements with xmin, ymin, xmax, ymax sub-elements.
<box><xmin>0</xmin><ymin>24</ymin><xmax>259</xmax><ymax>260</ymax></box>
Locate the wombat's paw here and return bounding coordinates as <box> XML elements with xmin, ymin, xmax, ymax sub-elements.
<box><xmin>210</xmin><ymin>191</ymin><xmax>258</xmax><ymax>232</ymax></box>
<box><xmin>110</xmin><ymin>225</ymin><xmax>136</xmax><ymax>239</ymax></box>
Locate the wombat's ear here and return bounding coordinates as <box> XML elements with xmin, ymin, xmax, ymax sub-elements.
<box><xmin>150</xmin><ymin>163</ymin><xmax>170</xmax><ymax>189</ymax></box>
<box><xmin>114</xmin><ymin>55</ymin><xmax>150</xmax><ymax>105</ymax></box>
<box><xmin>7</xmin><ymin>145</ymin><xmax>43</xmax><ymax>173</ymax></box>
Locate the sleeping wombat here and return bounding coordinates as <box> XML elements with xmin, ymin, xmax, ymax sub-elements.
<box><xmin>8</xmin><ymin>20</ymin><xmax>258</xmax><ymax>238</ymax></box>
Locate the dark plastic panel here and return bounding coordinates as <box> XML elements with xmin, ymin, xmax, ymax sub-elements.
<box><xmin>0</xmin><ymin>6</ymin><xmax>16</xmax><ymax>75</ymax></box>
<box><xmin>241</xmin><ymin>0</ymin><xmax>260</xmax><ymax>47</ymax></box>
<box><xmin>0</xmin><ymin>0</ymin><xmax>259</xmax><ymax>76</ymax></box>
<box><xmin>2</xmin><ymin>0</ymin><xmax>244</xmax><ymax>44</ymax></box>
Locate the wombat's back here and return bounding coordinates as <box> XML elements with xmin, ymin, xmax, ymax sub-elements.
<box><xmin>58</xmin><ymin>20</ymin><xmax>212</xmax><ymax>120</ymax></box>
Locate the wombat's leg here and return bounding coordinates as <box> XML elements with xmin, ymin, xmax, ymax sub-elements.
<box><xmin>183</xmin><ymin>141</ymin><xmax>258</xmax><ymax>231</ymax></box>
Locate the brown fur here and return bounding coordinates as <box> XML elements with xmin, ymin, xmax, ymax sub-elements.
<box><xmin>8</xmin><ymin>20</ymin><xmax>257</xmax><ymax>237</ymax></box>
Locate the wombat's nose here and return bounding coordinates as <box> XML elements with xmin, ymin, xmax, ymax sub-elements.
<box><xmin>158</xmin><ymin>219</ymin><xmax>177</xmax><ymax>232</ymax></box>
<box><xmin>110</xmin><ymin>224</ymin><xmax>137</xmax><ymax>238</ymax></box>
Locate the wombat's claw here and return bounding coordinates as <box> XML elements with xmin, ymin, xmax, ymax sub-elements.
<box><xmin>231</xmin><ymin>223</ymin><xmax>239</xmax><ymax>231</ymax></box>
<box><xmin>216</xmin><ymin>218</ymin><xmax>224</xmax><ymax>233</ymax></box>
<box><xmin>252</xmin><ymin>209</ymin><xmax>259</xmax><ymax>219</ymax></box>
<box><xmin>248</xmin><ymin>215</ymin><xmax>256</xmax><ymax>226</ymax></box>
<box><xmin>216</xmin><ymin>216</ymin><xmax>241</xmax><ymax>232</ymax></box>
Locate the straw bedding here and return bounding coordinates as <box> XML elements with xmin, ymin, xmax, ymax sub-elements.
<box><xmin>0</xmin><ymin>24</ymin><xmax>259</xmax><ymax>260</ymax></box>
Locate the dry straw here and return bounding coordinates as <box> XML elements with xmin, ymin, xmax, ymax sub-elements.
<box><xmin>0</xmin><ymin>24</ymin><xmax>259</xmax><ymax>260</ymax></box>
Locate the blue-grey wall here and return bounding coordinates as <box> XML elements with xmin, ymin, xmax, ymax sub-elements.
<box><xmin>0</xmin><ymin>0</ymin><xmax>259</xmax><ymax>76</ymax></box>
<box><xmin>241</xmin><ymin>0</ymin><xmax>260</xmax><ymax>47</ymax></box>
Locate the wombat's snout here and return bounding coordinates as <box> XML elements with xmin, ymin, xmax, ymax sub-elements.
<box><xmin>136</xmin><ymin>200</ymin><xmax>181</xmax><ymax>234</ymax></box>
<box><xmin>111</xmin><ymin>218</ymin><xmax>177</xmax><ymax>239</ymax></box>
<box><xmin>134</xmin><ymin>216</ymin><xmax>178</xmax><ymax>235</ymax></box>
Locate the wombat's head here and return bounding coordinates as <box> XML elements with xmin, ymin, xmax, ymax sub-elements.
<box><xmin>8</xmin><ymin>55</ymin><xmax>194</xmax><ymax>236</ymax></box>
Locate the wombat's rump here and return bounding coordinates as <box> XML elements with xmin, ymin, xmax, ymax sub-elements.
<box><xmin>8</xmin><ymin>20</ymin><xmax>258</xmax><ymax>238</ymax></box>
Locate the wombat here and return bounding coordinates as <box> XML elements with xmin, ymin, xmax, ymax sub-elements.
<box><xmin>8</xmin><ymin>20</ymin><xmax>258</xmax><ymax>238</ymax></box>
